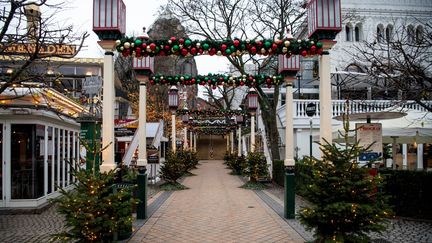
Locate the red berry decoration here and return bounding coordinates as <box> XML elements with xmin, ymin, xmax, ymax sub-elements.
<box><xmin>179</xmin><ymin>38</ymin><xmax>185</xmax><ymax>44</ymax></box>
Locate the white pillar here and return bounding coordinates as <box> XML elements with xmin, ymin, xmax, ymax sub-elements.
<box><xmin>100</xmin><ymin>48</ymin><xmax>116</xmax><ymax>172</ymax></box>
<box><xmin>402</xmin><ymin>144</ymin><xmax>408</xmax><ymax>170</ymax></box>
<box><xmin>251</xmin><ymin>115</ymin><xmax>256</xmax><ymax>152</ymax></box>
<box><xmin>284</xmin><ymin>78</ymin><xmax>295</xmax><ymax>167</ymax></box>
<box><xmin>194</xmin><ymin>133</ymin><xmax>197</xmax><ymax>152</ymax></box>
<box><xmin>230</xmin><ymin>131</ymin><xmax>234</xmax><ymax>154</ymax></box>
<box><xmin>183</xmin><ymin>127</ymin><xmax>188</xmax><ymax>150</ymax></box>
<box><xmin>417</xmin><ymin>144</ymin><xmax>424</xmax><ymax>170</ymax></box>
<box><xmin>137</xmin><ymin>78</ymin><xmax>148</xmax><ymax>167</ymax></box>
<box><xmin>319</xmin><ymin>53</ymin><xmax>332</xmax><ymax>146</ymax></box>
<box><xmin>392</xmin><ymin>136</ymin><xmax>398</xmax><ymax>170</ymax></box>
<box><xmin>226</xmin><ymin>133</ymin><xmax>230</xmax><ymax>152</ymax></box>
<box><xmin>238</xmin><ymin>127</ymin><xmax>242</xmax><ymax>157</ymax></box>
<box><xmin>171</xmin><ymin>114</ymin><xmax>176</xmax><ymax>152</ymax></box>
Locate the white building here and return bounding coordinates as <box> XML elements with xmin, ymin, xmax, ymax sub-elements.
<box><xmin>258</xmin><ymin>0</ymin><xmax>432</xmax><ymax>170</ymax></box>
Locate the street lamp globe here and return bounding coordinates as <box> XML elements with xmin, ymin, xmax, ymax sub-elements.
<box><xmin>168</xmin><ymin>86</ymin><xmax>179</xmax><ymax>111</ymax></box>
<box><xmin>247</xmin><ymin>87</ymin><xmax>258</xmax><ymax>112</ymax></box>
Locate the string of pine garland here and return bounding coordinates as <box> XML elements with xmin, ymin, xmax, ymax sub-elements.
<box><xmin>116</xmin><ymin>36</ymin><xmax>324</xmax><ymax>57</ymax></box>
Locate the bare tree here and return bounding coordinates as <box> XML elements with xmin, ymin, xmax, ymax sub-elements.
<box><xmin>350</xmin><ymin>19</ymin><xmax>432</xmax><ymax>111</ymax></box>
<box><xmin>168</xmin><ymin>0</ymin><xmax>306</xmax><ymax>160</ymax></box>
<box><xmin>0</xmin><ymin>0</ymin><xmax>89</xmax><ymax>95</ymax></box>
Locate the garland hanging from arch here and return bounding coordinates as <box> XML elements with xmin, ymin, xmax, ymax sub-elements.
<box><xmin>177</xmin><ymin>109</ymin><xmax>247</xmax><ymax>117</ymax></box>
<box><xmin>150</xmin><ymin>73</ymin><xmax>283</xmax><ymax>87</ymax></box>
<box><xmin>116</xmin><ymin>37</ymin><xmax>324</xmax><ymax>57</ymax></box>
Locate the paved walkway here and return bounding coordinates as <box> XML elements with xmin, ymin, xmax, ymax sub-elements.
<box><xmin>129</xmin><ymin>160</ymin><xmax>304</xmax><ymax>243</ymax></box>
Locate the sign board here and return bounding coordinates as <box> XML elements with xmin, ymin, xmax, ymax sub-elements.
<box><xmin>356</xmin><ymin>123</ymin><xmax>383</xmax><ymax>161</ymax></box>
<box><xmin>305</xmin><ymin>103</ymin><xmax>317</xmax><ymax>117</ymax></box>
<box><xmin>83</xmin><ymin>76</ymin><xmax>102</xmax><ymax>95</ymax></box>
<box><xmin>147</xmin><ymin>149</ymin><xmax>159</xmax><ymax>164</ymax></box>
<box><xmin>1</xmin><ymin>43</ymin><xmax>77</xmax><ymax>56</ymax></box>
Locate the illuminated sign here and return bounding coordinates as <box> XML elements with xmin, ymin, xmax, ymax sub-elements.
<box><xmin>1</xmin><ymin>43</ymin><xmax>77</xmax><ymax>56</ymax></box>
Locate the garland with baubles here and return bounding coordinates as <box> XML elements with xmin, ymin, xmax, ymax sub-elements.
<box><xmin>150</xmin><ymin>73</ymin><xmax>283</xmax><ymax>87</ymax></box>
<box><xmin>177</xmin><ymin>109</ymin><xmax>247</xmax><ymax>117</ymax></box>
<box><xmin>116</xmin><ymin>36</ymin><xmax>324</xmax><ymax>57</ymax></box>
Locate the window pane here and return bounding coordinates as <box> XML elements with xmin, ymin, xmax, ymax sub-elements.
<box><xmin>11</xmin><ymin>124</ymin><xmax>44</xmax><ymax>199</ymax></box>
<box><xmin>47</xmin><ymin>127</ymin><xmax>53</xmax><ymax>194</ymax></box>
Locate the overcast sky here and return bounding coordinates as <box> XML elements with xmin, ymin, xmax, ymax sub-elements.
<box><xmin>60</xmin><ymin>0</ymin><xmax>229</xmax><ymax>75</ymax></box>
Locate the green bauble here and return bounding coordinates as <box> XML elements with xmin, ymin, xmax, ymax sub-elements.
<box><xmin>172</xmin><ymin>45</ymin><xmax>180</xmax><ymax>52</ymax></box>
<box><xmin>264</xmin><ymin>41</ymin><xmax>271</xmax><ymax>48</ymax></box>
<box><xmin>202</xmin><ymin>43</ymin><xmax>210</xmax><ymax>50</ymax></box>
<box><xmin>316</xmin><ymin>42</ymin><xmax>323</xmax><ymax>48</ymax></box>
<box><xmin>135</xmin><ymin>39</ymin><xmax>142</xmax><ymax>46</ymax></box>
<box><xmin>225</xmin><ymin>49</ymin><xmax>232</xmax><ymax>55</ymax></box>
<box><xmin>185</xmin><ymin>39</ymin><xmax>192</xmax><ymax>46</ymax></box>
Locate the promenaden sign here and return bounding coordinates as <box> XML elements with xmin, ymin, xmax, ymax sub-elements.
<box><xmin>1</xmin><ymin>43</ymin><xmax>77</xmax><ymax>56</ymax></box>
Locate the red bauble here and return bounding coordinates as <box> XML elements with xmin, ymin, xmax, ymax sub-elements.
<box><xmin>240</xmin><ymin>81</ymin><xmax>245</xmax><ymax>86</ymax></box>
<box><xmin>164</xmin><ymin>45</ymin><xmax>170</xmax><ymax>50</ymax></box>
<box><xmin>142</xmin><ymin>43</ymin><xmax>147</xmax><ymax>49</ymax></box>
<box><xmin>233</xmin><ymin>39</ymin><xmax>240</xmax><ymax>47</ymax></box>
<box><xmin>191</xmin><ymin>78</ymin><xmax>196</xmax><ymax>84</ymax></box>
<box><xmin>311</xmin><ymin>45</ymin><xmax>316</xmax><ymax>52</ymax></box>
<box><xmin>179</xmin><ymin>38</ymin><xmax>185</xmax><ymax>44</ymax></box>
<box><xmin>301</xmin><ymin>50</ymin><xmax>308</xmax><ymax>57</ymax></box>
<box><xmin>170</xmin><ymin>37</ymin><xmax>176</xmax><ymax>42</ymax></box>
<box><xmin>272</xmin><ymin>43</ymin><xmax>278</xmax><ymax>50</ymax></box>
<box><xmin>150</xmin><ymin>80</ymin><xmax>155</xmax><ymax>85</ymax></box>
<box><xmin>122</xmin><ymin>49</ymin><xmax>129</xmax><ymax>57</ymax></box>
<box><xmin>212</xmin><ymin>85</ymin><xmax>217</xmax><ymax>90</ymax></box>
<box><xmin>266</xmin><ymin>78</ymin><xmax>271</xmax><ymax>84</ymax></box>
<box><xmin>317</xmin><ymin>49</ymin><xmax>323</xmax><ymax>55</ymax></box>
<box><xmin>190</xmin><ymin>47</ymin><xmax>197</xmax><ymax>55</ymax></box>
<box><xmin>149</xmin><ymin>43</ymin><xmax>156</xmax><ymax>51</ymax></box>
<box><xmin>181</xmin><ymin>48</ymin><xmax>188</xmax><ymax>56</ymax></box>
<box><xmin>250</xmin><ymin>46</ymin><xmax>257</xmax><ymax>54</ymax></box>
<box><xmin>200</xmin><ymin>81</ymin><xmax>205</xmax><ymax>85</ymax></box>
<box><xmin>221</xmin><ymin>44</ymin><xmax>227</xmax><ymax>51</ymax></box>
<box><xmin>198</xmin><ymin>49</ymin><xmax>204</xmax><ymax>55</ymax></box>
<box><xmin>135</xmin><ymin>47</ymin><xmax>141</xmax><ymax>57</ymax></box>
<box><xmin>159</xmin><ymin>50</ymin><xmax>166</xmax><ymax>56</ymax></box>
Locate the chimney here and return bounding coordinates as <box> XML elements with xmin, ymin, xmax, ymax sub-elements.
<box><xmin>24</xmin><ymin>4</ymin><xmax>41</xmax><ymax>41</ymax></box>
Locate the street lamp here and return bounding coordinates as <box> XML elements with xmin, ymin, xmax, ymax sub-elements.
<box><xmin>92</xmin><ymin>0</ymin><xmax>126</xmax><ymax>173</ymax></box>
<box><xmin>247</xmin><ymin>88</ymin><xmax>258</xmax><ymax>152</ymax></box>
<box><xmin>181</xmin><ymin>107</ymin><xmax>189</xmax><ymax>150</ymax></box>
<box><xmin>296</xmin><ymin>73</ymin><xmax>302</xmax><ymax>98</ymax></box>
<box><xmin>132</xmin><ymin>27</ymin><xmax>154</xmax><ymax>220</ymax></box>
<box><xmin>168</xmin><ymin>86</ymin><xmax>179</xmax><ymax>152</ymax></box>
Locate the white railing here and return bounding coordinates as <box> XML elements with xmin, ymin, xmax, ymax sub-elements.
<box><xmin>287</xmin><ymin>100</ymin><xmax>431</xmax><ymax>118</ymax></box>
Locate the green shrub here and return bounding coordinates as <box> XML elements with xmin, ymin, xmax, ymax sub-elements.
<box><xmin>160</xmin><ymin>152</ymin><xmax>185</xmax><ymax>184</ymax></box>
<box><xmin>244</xmin><ymin>152</ymin><xmax>269</xmax><ymax>182</ymax></box>
<box><xmin>379</xmin><ymin>169</ymin><xmax>432</xmax><ymax>219</ymax></box>
<box><xmin>231</xmin><ymin>155</ymin><xmax>247</xmax><ymax>175</ymax></box>
<box><xmin>178</xmin><ymin>150</ymin><xmax>199</xmax><ymax>173</ymax></box>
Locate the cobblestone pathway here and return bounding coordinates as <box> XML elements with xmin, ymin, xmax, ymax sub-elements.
<box><xmin>0</xmin><ymin>205</ymin><xmax>64</xmax><ymax>242</ymax></box>
<box><xmin>130</xmin><ymin>160</ymin><xmax>304</xmax><ymax>242</ymax></box>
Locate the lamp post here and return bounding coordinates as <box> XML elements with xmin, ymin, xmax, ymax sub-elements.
<box><xmin>236</xmin><ymin>109</ymin><xmax>244</xmax><ymax>157</ymax></box>
<box><xmin>278</xmin><ymin>53</ymin><xmax>300</xmax><ymax>219</ymax></box>
<box><xmin>182</xmin><ymin>107</ymin><xmax>189</xmax><ymax>150</ymax></box>
<box><xmin>247</xmin><ymin>88</ymin><xmax>258</xmax><ymax>152</ymax></box>
<box><xmin>132</xmin><ymin>28</ymin><xmax>154</xmax><ymax>220</ymax></box>
<box><xmin>306</xmin><ymin>0</ymin><xmax>342</xmax><ymax>146</ymax></box>
<box><xmin>169</xmin><ymin>86</ymin><xmax>179</xmax><ymax>152</ymax></box>
<box><xmin>92</xmin><ymin>0</ymin><xmax>126</xmax><ymax>172</ymax></box>
<box><xmin>189</xmin><ymin>116</ymin><xmax>194</xmax><ymax>151</ymax></box>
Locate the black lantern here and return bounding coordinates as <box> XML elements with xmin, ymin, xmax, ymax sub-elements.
<box><xmin>168</xmin><ymin>86</ymin><xmax>179</xmax><ymax>110</ymax></box>
<box><xmin>247</xmin><ymin>88</ymin><xmax>258</xmax><ymax>112</ymax></box>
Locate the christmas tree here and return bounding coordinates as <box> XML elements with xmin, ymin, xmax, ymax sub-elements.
<box><xmin>298</xmin><ymin>114</ymin><xmax>392</xmax><ymax>242</ymax></box>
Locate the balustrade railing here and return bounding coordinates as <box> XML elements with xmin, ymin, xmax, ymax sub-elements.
<box><xmin>286</xmin><ymin>100</ymin><xmax>431</xmax><ymax>118</ymax></box>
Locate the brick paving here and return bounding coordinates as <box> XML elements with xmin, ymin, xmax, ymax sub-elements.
<box><xmin>130</xmin><ymin>160</ymin><xmax>304</xmax><ymax>243</ymax></box>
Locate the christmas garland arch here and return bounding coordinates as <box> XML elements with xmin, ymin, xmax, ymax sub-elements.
<box><xmin>150</xmin><ymin>73</ymin><xmax>283</xmax><ymax>87</ymax></box>
<box><xmin>116</xmin><ymin>36</ymin><xmax>324</xmax><ymax>57</ymax></box>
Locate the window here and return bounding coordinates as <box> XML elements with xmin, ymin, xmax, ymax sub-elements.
<box><xmin>345</xmin><ymin>24</ymin><xmax>352</xmax><ymax>41</ymax></box>
<box><xmin>416</xmin><ymin>25</ymin><xmax>424</xmax><ymax>44</ymax></box>
<box><xmin>407</xmin><ymin>25</ymin><xmax>415</xmax><ymax>43</ymax></box>
<box><xmin>377</xmin><ymin>24</ymin><xmax>384</xmax><ymax>43</ymax></box>
<box><xmin>386</xmin><ymin>25</ymin><xmax>393</xmax><ymax>43</ymax></box>
<box><xmin>354</xmin><ymin>24</ymin><xmax>361</xmax><ymax>42</ymax></box>
<box><xmin>11</xmin><ymin>124</ymin><xmax>45</xmax><ymax>199</ymax></box>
